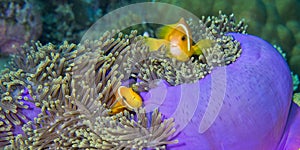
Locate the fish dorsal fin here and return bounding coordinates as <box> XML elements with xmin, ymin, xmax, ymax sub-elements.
<box><xmin>155</xmin><ymin>18</ymin><xmax>186</xmax><ymax>39</ymax></box>
<box><xmin>155</xmin><ymin>24</ymin><xmax>176</xmax><ymax>39</ymax></box>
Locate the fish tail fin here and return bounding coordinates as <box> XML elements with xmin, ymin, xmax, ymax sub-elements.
<box><xmin>155</xmin><ymin>24</ymin><xmax>175</xmax><ymax>39</ymax></box>
<box><xmin>193</xmin><ymin>39</ymin><xmax>214</xmax><ymax>55</ymax></box>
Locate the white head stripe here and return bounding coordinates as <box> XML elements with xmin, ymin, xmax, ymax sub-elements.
<box><xmin>117</xmin><ymin>86</ymin><xmax>124</xmax><ymax>101</ymax></box>
<box><xmin>117</xmin><ymin>86</ymin><xmax>134</xmax><ymax>110</ymax></box>
<box><xmin>176</xmin><ymin>23</ymin><xmax>191</xmax><ymax>51</ymax></box>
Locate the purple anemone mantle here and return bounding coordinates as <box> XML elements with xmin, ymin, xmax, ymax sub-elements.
<box><xmin>141</xmin><ymin>33</ymin><xmax>300</xmax><ymax>149</ymax></box>
<box><xmin>14</xmin><ymin>88</ymin><xmax>41</xmax><ymax>135</ymax></box>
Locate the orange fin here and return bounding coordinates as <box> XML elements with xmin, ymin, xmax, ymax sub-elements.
<box><xmin>109</xmin><ymin>105</ymin><xmax>126</xmax><ymax>115</ymax></box>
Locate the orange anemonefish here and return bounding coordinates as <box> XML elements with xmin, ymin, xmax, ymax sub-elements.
<box><xmin>109</xmin><ymin>86</ymin><xmax>143</xmax><ymax>115</ymax></box>
<box><xmin>145</xmin><ymin>18</ymin><xmax>213</xmax><ymax>61</ymax></box>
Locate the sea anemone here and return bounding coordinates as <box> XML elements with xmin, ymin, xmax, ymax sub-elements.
<box><xmin>141</xmin><ymin>33</ymin><xmax>294</xmax><ymax>149</ymax></box>
<box><xmin>135</xmin><ymin>12</ymin><xmax>295</xmax><ymax>149</ymax></box>
<box><xmin>0</xmin><ymin>11</ymin><xmax>299</xmax><ymax>149</ymax></box>
<box><xmin>1</xmin><ymin>30</ymin><xmax>176</xmax><ymax>149</ymax></box>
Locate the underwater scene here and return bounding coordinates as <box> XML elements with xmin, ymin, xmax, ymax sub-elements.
<box><xmin>0</xmin><ymin>0</ymin><xmax>300</xmax><ymax>149</ymax></box>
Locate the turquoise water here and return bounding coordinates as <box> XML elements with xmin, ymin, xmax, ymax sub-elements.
<box><xmin>0</xmin><ymin>56</ymin><xmax>9</xmax><ymax>71</ymax></box>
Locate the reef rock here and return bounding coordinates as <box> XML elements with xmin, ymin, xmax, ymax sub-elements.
<box><xmin>0</xmin><ymin>0</ymin><xmax>42</xmax><ymax>54</ymax></box>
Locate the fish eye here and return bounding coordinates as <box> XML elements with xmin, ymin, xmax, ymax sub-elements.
<box><xmin>122</xmin><ymin>96</ymin><xmax>127</xmax><ymax>101</ymax></box>
<box><xmin>181</xmin><ymin>36</ymin><xmax>186</xmax><ymax>41</ymax></box>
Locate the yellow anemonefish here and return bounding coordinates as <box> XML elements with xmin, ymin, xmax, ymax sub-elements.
<box><xmin>145</xmin><ymin>18</ymin><xmax>213</xmax><ymax>61</ymax></box>
<box><xmin>109</xmin><ymin>86</ymin><xmax>143</xmax><ymax>115</ymax></box>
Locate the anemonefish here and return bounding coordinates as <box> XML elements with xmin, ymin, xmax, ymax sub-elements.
<box><xmin>109</xmin><ymin>86</ymin><xmax>143</xmax><ymax>115</ymax></box>
<box><xmin>145</xmin><ymin>18</ymin><xmax>213</xmax><ymax>61</ymax></box>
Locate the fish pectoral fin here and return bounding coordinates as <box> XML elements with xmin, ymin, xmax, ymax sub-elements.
<box><xmin>193</xmin><ymin>39</ymin><xmax>214</xmax><ymax>55</ymax></box>
<box><xmin>110</xmin><ymin>105</ymin><xmax>126</xmax><ymax>115</ymax></box>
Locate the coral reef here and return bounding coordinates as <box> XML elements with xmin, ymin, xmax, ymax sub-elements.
<box><xmin>0</xmin><ymin>0</ymin><xmax>42</xmax><ymax>54</ymax></box>
<box><xmin>30</xmin><ymin>0</ymin><xmax>102</xmax><ymax>44</ymax></box>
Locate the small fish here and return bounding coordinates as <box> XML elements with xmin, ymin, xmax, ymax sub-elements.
<box><xmin>109</xmin><ymin>86</ymin><xmax>143</xmax><ymax>115</ymax></box>
<box><xmin>145</xmin><ymin>18</ymin><xmax>213</xmax><ymax>61</ymax></box>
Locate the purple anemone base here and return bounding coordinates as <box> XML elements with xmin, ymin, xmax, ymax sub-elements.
<box><xmin>13</xmin><ymin>89</ymin><xmax>41</xmax><ymax>135</ymax></box>
<box><xmin>141</xmin><ymin>33</ymin><xmax>299</xmax><ymax>149</ymax></box>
